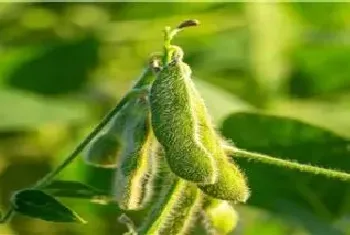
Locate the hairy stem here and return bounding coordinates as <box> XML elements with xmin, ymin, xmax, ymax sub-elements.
<box><xmin>226</xmin><ymin>147</ymin><xmax>350</xmax><ymax>181</ymax></box>
<box><xmin>163</xmin><ymin>19</ymin><xmax>200</xmax><ymax>65</ymax></box>
<box><xmin>163</xmin><ymin>26</ymin><xmax>172</xmax><ymax>65</ymax></box>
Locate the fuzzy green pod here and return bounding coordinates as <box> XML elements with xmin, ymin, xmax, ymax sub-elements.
<box><xmin>113</xmin><ymin>98</ymin><xmax>157</xmax><ymax>211</ymax></box>
<box><xmin>195</xmin><ymin>110</ymin><xmax>249</xmax><ymax>202</ymax></box>
<box><xmin>194</xmin><ymin>118</ymin><xmax>249</xmax><ymax>201</ymax></box>
<box><xmin>198</xmin><ymin>159</ymin><xmax>249</xmax><ymax>202</ymax></box>
<box><xmin>164</xmin><ymin>47</ymin><xmax>249</xmax><ymax>202</ymax></box>
<box><xmin>202</xmin><ymin>198</ymin><xmax>238</xmax><ymax>235</ymax></box>
<box><xmin>149</xmin><ymin>48</ymin><xmax>217</xmax><ymax>184</ymax></box>
<box><xmin>194</xmin><ymin>106</ymin><xmax>249</xmax><ymax>201</ymax></box>
<box><xmin>137</xmin><ymin>177</ymin><xmax>202</xmax><ymax>235</ymax></box>
<box><xmin>180</xmin><ymin>53</ymin><xmax>249</xmax><ymax>202</ymax></box>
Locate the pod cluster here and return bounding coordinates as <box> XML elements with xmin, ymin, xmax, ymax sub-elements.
<box><xmin>150</xmin><ymin>46</ymin><xmax>250</xmax><ymax>203</ymax></box>
<box><xmin>83</xmin><ymin>44</ymin><xmax>250</xmax><ymax>234</ymax></box>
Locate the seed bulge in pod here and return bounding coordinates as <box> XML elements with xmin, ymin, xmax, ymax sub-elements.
<box><xmin>149</xmin><ymin>47</ymin><xmax>217</xmax><ymax>184</ymax></box>
<box><xmin>184</xmin><ymin>67</ymin><xmax>250</xmax><ymax>202</ymax></box>
<box><xmin>113</xmin><ymin>98</ymin><xmax>156</xmax><ymax>211</ymax></box>
<box><xmin>194</xmin><ymin>113</ymin><xmax>249</xmax><ymax>202</ymax></box>
<box><xmin>197</xmin><ymin>144</ymin><xmax>249</xmax><ymax>202</ymax></box>
<box><xmin>138</xmin><ymin>176</ymin><xmax>202</xmax><ymax>235</ymax></box>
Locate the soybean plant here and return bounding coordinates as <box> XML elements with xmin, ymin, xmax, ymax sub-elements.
<box><xmin>1</xmin><ymin>20</ymin><xmax>350</xmax><ymax>235</ymax></box>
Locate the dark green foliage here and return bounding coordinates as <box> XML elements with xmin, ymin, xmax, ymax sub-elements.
<box><xmin>221</xmin><ymin>112</ymin><xmax>350</xmax><ymax>232</ymax></box>
<box><xmin>42</xmin><ymin>180</ymin><xmax>108</xmax><ymax>200</ymax></box>
<box><xmin>11</xmin><ymin>189</ymin><xmax>86</xmax><ymax>223</ymax></box>
<box><xmin>290</xmin><ymin>46</ymin><xmax>350</xmax><ymax>98</ymax></box>
<box><xmin>7</xmin><ymin>37</ymin><xmax>99</xmax><ymax>95</ymax></box>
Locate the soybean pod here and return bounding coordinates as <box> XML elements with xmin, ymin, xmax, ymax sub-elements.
<box><xmin>190</xmin><ymin>80</ymin><xmax>250</xmax><ymax>202</ymax></box>
<box><xmin>113</xmin><ymin>98</ymin><xmax>157</xmax><ymax>211</ymax></box>
<box><xmin>192</xmin><ymin>86</ymin><xmax>249</xmax><ymax>202</ymax></box>
<box><xmin>138</xmin><ymin>177</ymin><xmax>202</xmax><ymax>235</ymax></box>
<box><xmin>171</xmin><ymin>47</ymin><xmax>249</xmax><ymax>202</ymax></box>
<box><xmin>149</xmin><ymin>47</ymin><xmax>217</xmax><ymax>184</ymax></box>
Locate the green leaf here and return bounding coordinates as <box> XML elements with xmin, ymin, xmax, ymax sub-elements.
<box><xmin>11</xmin><ymin>189</ymin><xmax>86</xmax><ymax>223</ymax></box>
<box><xmin>275</xmin><ymin>200</ymin><xmax>343</xmax><ymax>235</ymax></box>
<box><xmin>42</xmin><ymin>180</ymin><xmax>109</xmax><ymax>200</ymax></box>
<box><xmin>220</xmin><ymin>112</ymin><xmax>350</xmax><ymax>231</ymax></box>
<box><xmin>0</xmin><ymin>89</ymin><xmax>88</xmax><ymax>131</ymax></box>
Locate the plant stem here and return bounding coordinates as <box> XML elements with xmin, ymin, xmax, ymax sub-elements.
<box><xmin>34</xmin><ymin>87</ymin><xmax>148</xmax><ymax>189</ymax></box>
<box><xmin>0</xmin><ymin>208</ymin><xmax>14</xmax><ymax>223</ymax></box>
<box><xmin>163</xmin><ymin>26</ymin><xmax>172</xmax><ymax>65</ymax></box>
<box><xmin>226</xmin><ymin>147</ymin><xmax>350</xmax><ymax>181</ymax></box>
<box><xmin>162</xmin><ymin>19</ymin><xmax>199</xmax><ymax>65</ymax></box>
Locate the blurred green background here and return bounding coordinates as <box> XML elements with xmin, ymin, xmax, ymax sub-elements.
<box><xmin>1</xmin><ymin>2</ymin><xmax>350</xmax><ymax>235</ymax></box>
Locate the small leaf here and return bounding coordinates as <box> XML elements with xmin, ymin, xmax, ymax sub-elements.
<box><xmin>42</xmin><ymin>180</ymin><xmax>109</xmax><ymax>200</ymax></box>
<box><xmin>11</xmin><ymin>189</ymin><xmax>86</xmax><ymax>223</ymax></box>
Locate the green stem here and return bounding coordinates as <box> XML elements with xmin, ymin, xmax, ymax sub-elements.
<box><xmin>0</xmin><ymin>208</ymin><xmax>14</xmax><ymax>223</ymax></box>
<box><xmin>34</xmin><ymin>87</ymin><xmax>149</xmax><ymax>189</ymax></box>
<box><xmin>162</xmin><ymin>19</ymin><xmax>199</xmax><ymax>65</ymax></box>
<box><xmin>163</xmin><ymin>26</ymin><xmax>172</xmax><ymax>65</ymax></box>
<box><xmin>227</xmin><ymin>147</ymin><xmax>350</xmax><ymax>181</ymax></box>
